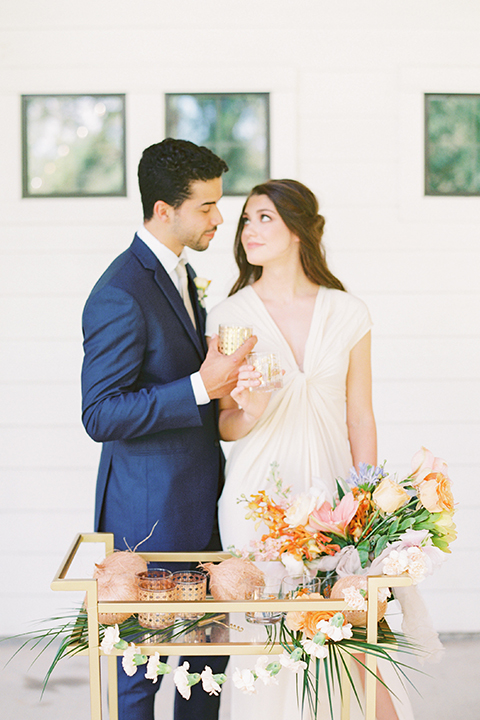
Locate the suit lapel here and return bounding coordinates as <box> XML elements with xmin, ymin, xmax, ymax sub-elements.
<box><xmin>130</xmin><ymin>235</ymin><xmax>204</xmax><ymax>358</ymax></box>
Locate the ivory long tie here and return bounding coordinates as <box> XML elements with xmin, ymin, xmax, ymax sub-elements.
<box><xmin>175</xmin><ymin>258</ymin><xmax>196</xmax><ymax>329</ymax></box>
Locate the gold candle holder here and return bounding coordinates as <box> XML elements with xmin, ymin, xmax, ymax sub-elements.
<box><xmin>172</xmin><ymin>570</ymin><xmax>207</xmax><ymax>620</ymax></box>
<box><xmin>218</xmin><ymin>325</ymin><xmax>253</xmax><ymax>355</ymax></box>
<box><xmin>136</xmin><ymin>569</ymin><xmax>175</xmax><ymax>629</ymax></box>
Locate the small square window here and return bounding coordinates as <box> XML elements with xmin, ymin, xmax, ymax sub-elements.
<box><xmin>22</xmin><ymin>94</ymin><xmax>126</xmax><ymax>198</ymax></box>
<box><xmin>425</xmin><ymin>93</ymin><xmax>480</xmax><ymax>196</ymax></box>
<box><xmin>165</xmin><ymin>93</ymin><xmax>270</xmax><ymax>195</ymax></box>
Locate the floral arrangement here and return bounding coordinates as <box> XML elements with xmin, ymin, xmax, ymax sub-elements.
<box><xmin>234</xmin><ymin>447</ymin><xmax>456</xmax><ymax>582</ymax></box>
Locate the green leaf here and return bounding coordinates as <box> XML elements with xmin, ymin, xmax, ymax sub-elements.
<box><xmin>133</xmin><ymin>653</ymin><xmax>148</xmax><ymax>666</ymax></box>
<box><xmin>114</xmin><ymin>639</ymin><xmax>128</xmax><ymax>650</ymax></box>
<box><xmin>356</xmin><ymin>540</ymin><xmax>370</xmax><ymax>567</ymax></box>
<box><xmin>387</xmin><ymin>517</ymin><xmax>400</xmax><ymax>535</ymax></box>
<box><xmin>374</xmin><ymin>535</ymin><xmax>389</xmax><ymax>556</ymax></box>
<box><xmin>431</xmin><ymin>536</ymin><xmax>450</xmax><ymax>551</ymax></box>
<box><xmin>413</xmin><ymin>521</ymin><xmax>435</xmax><ymax>531</ymax></box>
<box><xmin>213</xmin><ymin>673</ymin><xmax>227</xmax><ymax>685</ymax></box>
<box><xmin>158</xmin><ymin>662</ymin><xmax>172</xmax><ymax>675</ymax></box>
<box><xmin>266</xmin><ymin>661</ymin><xmax>281</xmax><ymax>675</ymax></box>
<box><xmin>187</xmin><ymin>672</ymin><xmax>201</xmax><ymax>687</ymax></box>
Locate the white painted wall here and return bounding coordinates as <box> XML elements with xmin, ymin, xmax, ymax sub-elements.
<box><xmin>1</xmin><ymin>0</ymin><xmax>479</xmax><ymax>635</ymax></box>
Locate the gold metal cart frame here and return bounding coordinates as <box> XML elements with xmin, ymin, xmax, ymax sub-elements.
<box><xmin>51</xmin><ymin>532</ymin><xmax>412</xmax><ymax>720</ymax></box>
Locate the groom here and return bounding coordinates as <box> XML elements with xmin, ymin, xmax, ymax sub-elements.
<box><xmin>81</xmin><ymin>138</ymin><xmax>256</xmax><ymax>720</ymax></box>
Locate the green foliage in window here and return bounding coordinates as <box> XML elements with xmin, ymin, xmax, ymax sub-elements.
<box><xmin>22</xmin><ymin>95</ymin><xmax>126</xmax><ymax>197</ymax></box>
<box><xmin>166</xmin><ymin>93</ymin><xmax>269</xmax><ymax>195</ymax></box>
<box><xmin>425</xmin><ymin>94</ymin><xmax>480</xmax><ymax>196</ymax></box>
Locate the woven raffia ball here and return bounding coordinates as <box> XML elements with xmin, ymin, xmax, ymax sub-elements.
<box><xmin>201</xmin><ymin>558</ymin><xmax>265</xmax><ymax>600</ymax></box>
<box><xmin>331</xmin><ymin>575</ymin><xmax>388</xmax><ymax>627</ymax></box>
<box><xmin>93</xmin><ymin>551</ymin><xmax>148</xmax><ymax>625</ymax></box>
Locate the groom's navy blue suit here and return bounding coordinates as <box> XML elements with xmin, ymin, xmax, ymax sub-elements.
<box><xmin>82</xmin><ymin>234</ymin><xmax>227</xmax><ymax>720</ymax></box>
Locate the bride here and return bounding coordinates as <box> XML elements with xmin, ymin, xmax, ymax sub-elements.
<box><xmin>206</xmin><ymin>179</ymin><xmax>414</xmax><ymax>720</ymax></box>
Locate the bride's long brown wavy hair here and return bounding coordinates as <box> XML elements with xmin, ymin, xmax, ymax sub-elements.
<box><xmin>229</xmin><ymin>179</ymin><xmax>346</xmax><ymax>296</ymax></box>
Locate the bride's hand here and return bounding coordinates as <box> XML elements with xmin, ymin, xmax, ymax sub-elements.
<box><xmin>230</xmin><ymin>364</ymin><xmax>272</xmax><ymax>419</ymax></box>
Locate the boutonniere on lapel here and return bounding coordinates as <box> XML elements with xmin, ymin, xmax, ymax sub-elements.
<box><xmin>194</xmin><ymin>277</ymin><xmax>211</xmax><ymax>308</ymax></box>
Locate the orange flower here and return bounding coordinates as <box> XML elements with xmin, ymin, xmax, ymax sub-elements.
<box><xmin>418</xmin><ymin>472</ymin><xmax>454</xmax><ymax>513</ymax></box>
<box><xmin>244</xmin><ymin>488</ymin><xmax>341</xmax><ymax>564</ymax></box>
<box><xmin>347</xmin><ymin>488</ymin><xmax>373</xmax><ymax>540</ymax></box>
<box><xmin>267</xmin><ymin>524</ymin><xmax>340</xmax><ymax>563</ymax></box>
<box><xmin>284</xmin><ymin>593</ymin><xmax>336</xmax><ymax>638</ymax></box>
<box><xmin>304</xmin><ymin>610</ymin><xmax>337</xmax><ymax>639</ymax></box>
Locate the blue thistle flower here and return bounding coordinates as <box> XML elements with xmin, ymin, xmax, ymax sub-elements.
<box><xmin>346</xmin><ymin>462</ymin><xmax>388</xmax><ymax>488</ymax></box>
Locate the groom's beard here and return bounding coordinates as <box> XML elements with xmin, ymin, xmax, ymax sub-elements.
<box><xmin>172</xmin><ymin>218</ymin><xmax>218</xmax><ymax>252</ymax></box>
<box><xmin>189</xmin><ymin>227</ymin><xmax>218</xmax><ymax>251</ymax></box>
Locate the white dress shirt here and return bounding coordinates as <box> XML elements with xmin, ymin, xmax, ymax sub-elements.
<box><xmin>136</xmin><ymin>226</ymin><xmax>210</xmax><ymax>406</ymax></box>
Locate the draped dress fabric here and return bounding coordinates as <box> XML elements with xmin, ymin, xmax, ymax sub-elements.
<box><xmin>207</xmin><ymin>285</ymin><xmax>416</xmax><ymax>720</ymax></box>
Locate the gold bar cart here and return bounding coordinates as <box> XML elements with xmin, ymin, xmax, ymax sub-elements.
<box><xmin>51</xmin><ymin>532</ymin><xmax>412</xmax><ymax>720</ymax></box>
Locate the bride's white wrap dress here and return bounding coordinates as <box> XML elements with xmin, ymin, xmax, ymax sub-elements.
<box><xmin>207</xmin><ymin>285</ymin><xmax>414</xmax><ymax>720</ymax></box>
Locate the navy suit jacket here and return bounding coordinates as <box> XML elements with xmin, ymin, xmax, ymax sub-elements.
<box><xmin>81</xmin><ymin>235</ymin><xmax>224</xmax><ymax>552</ymax></box>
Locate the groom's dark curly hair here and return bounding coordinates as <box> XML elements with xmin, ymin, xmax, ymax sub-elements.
<box><xmin>138</xmin><ymin>138</ymin><xmax>228</xmax><ymax>219</ymax></box>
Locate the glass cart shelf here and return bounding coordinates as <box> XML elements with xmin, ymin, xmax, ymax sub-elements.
<box><xmin>51</xmin><ymin>532</ymin><xmax>412</xmax><ymax>720</ymax></box>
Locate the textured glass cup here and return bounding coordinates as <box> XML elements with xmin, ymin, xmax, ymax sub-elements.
<box><xmin>247</xmin><ymin>352</ymin><xmax>283</xmax><ymax>391</ymax></box>
<box><xmin>172</xmin><ymin>570</ymin><xmax>207</xmax><ymax>620</ymax></box>
<box><xmin>218</xmin><ymin>325</ymin><xmax>253</xmax><ymax>355</ymax></box>
<box><xmin>282</xmin><ymin>576</ymin><xmax>321</xmax><ymax>599</ymax></box>
<box><xmin>136</xmin><ymin>569</ymin><xmax>175</xmax><ymax>629</ymax></box>
<box><xmin>245</xmin><ymin>582</ymin><xmax>283</xmax><ymax>624</ymax></box>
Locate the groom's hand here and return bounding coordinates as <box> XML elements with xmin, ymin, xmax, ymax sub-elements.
<box><xmin>200</xmin><ymin>334</ymin><xmax>257</xmax><ymax>399</ymax></box>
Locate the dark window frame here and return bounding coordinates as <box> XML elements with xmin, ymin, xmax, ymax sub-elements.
<box><xmin>21</xmin><ymin>93</ymin><xmax>127</xmax><ymax>199</ymax></box>
<box><xmin>165</xmin><ymin>92</ymin><xmax>270</xmax><ymax>196</ymax></box>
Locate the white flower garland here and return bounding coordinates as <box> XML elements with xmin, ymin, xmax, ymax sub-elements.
<box><xmin>101</xmin><ymin>612</ymin><xmax>355</xmax><ymax>699</ymax></box>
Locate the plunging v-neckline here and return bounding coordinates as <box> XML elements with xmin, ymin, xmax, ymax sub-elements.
<box><xmin>247</xmin><ymin>285</ymin><xmax>324</xmax><ymax>371</ymax></box>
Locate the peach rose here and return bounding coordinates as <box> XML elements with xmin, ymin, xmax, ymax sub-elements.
<box><xmin>418</xmin><ymin>472</ymin><xmax>454</xmax><ymax>513</ymax></box>
<box><xmin>284</xmin><ymin>593</ymin><xmax>330</xmax><ymax>637</ymax></box>
<box><xmin>285</xmin><ymin>611</ymin><xmax>305</xmax><ymax>632</ymax></box>
<box><xmin>411</xmin><ymin>447</ymin><xmax>449</xmax><ymax>485</ymax></box>
<box><xmin>372</xmin><ymin>477</ymin><xmax>410</xmax><ymax>514</ymax></box>
<box><xmin>303</xmin><ymin>610</ymin><xmax>336</xmax><ymax>639</ymax></box>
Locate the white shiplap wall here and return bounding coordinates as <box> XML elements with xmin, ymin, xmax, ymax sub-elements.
<box><xmin>0</xmin><ymin>0</ymin><xmax>479</xmax><ymax>635</ymax></box>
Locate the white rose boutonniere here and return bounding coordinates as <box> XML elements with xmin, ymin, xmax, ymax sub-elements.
<box><xmin>194</xmin><ymin>277</ymin><xmax>211</xmax><ymax>307</ymax></box>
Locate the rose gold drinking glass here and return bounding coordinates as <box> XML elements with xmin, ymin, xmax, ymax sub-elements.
<box><xmin>172</xmin><ymin>570</ymin><xmax>207</xmax><ymax>620</ymax></box>
<box><xmin>218</xmin><ymin>325</ymin><xmax>253</xmax><ymax>355</ymax></box>
<box><xmin>136</xmin><ymin>569</ymin><xmax>175</xmax><ymax>629</ymax></box>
